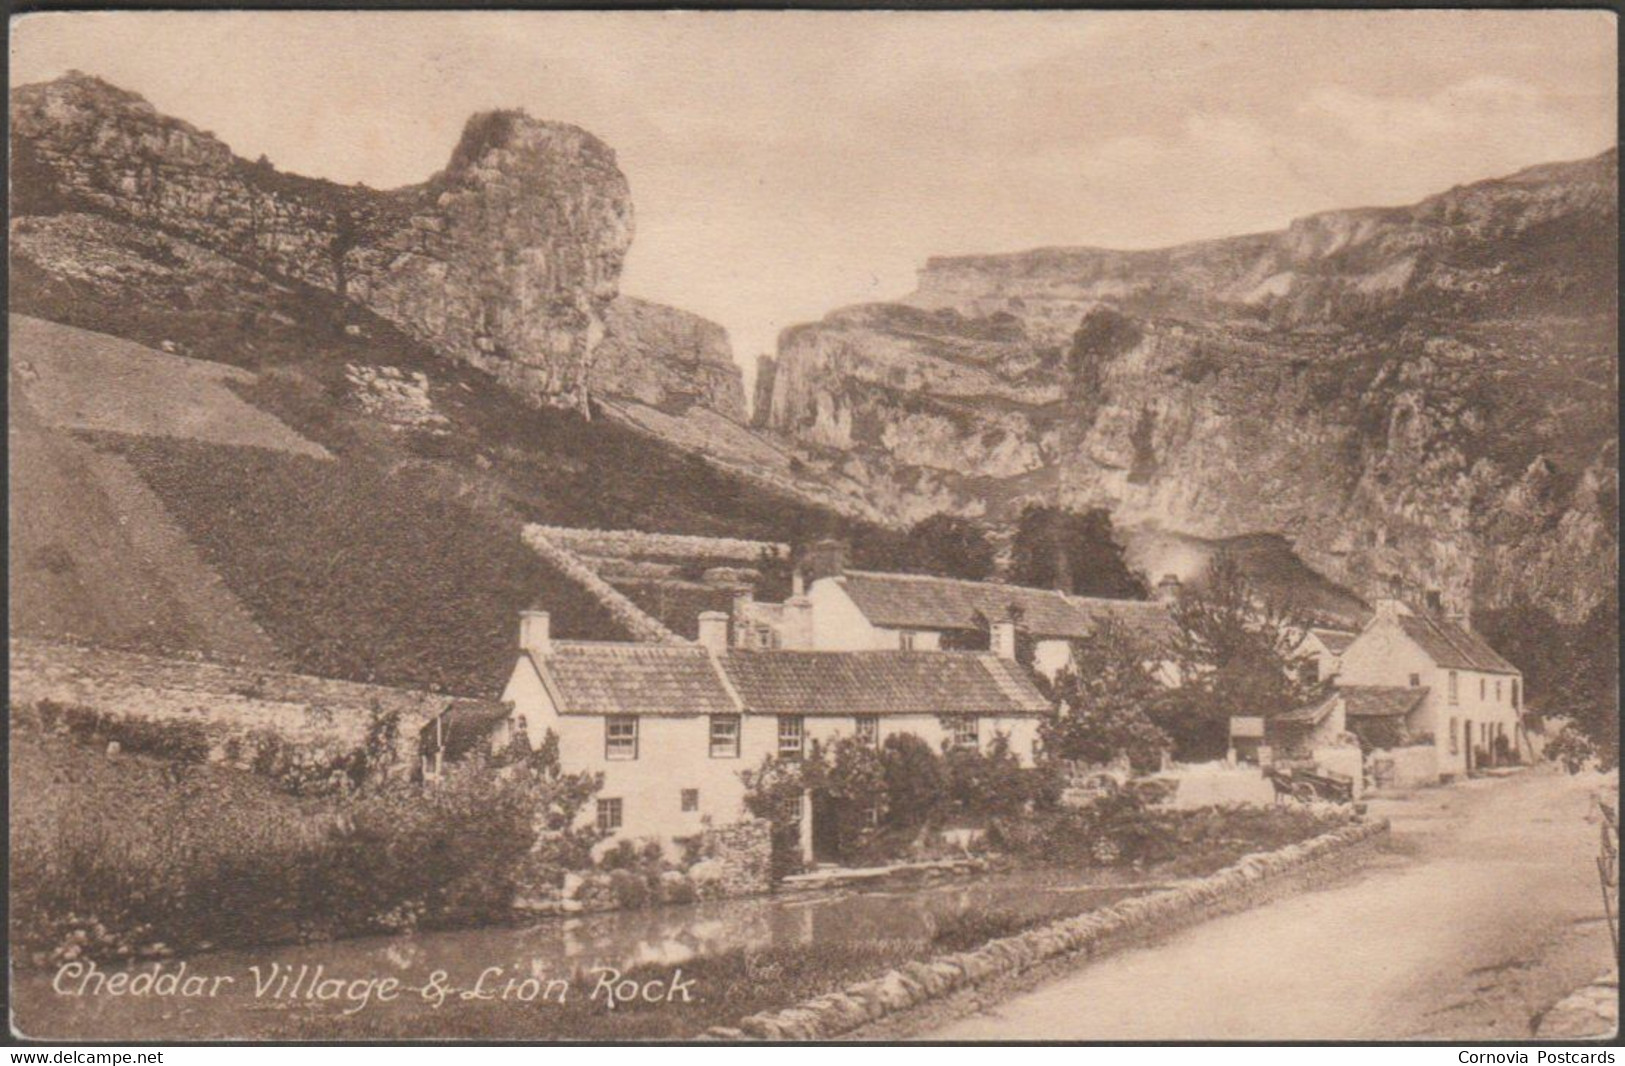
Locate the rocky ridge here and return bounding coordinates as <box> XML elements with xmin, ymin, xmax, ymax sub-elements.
<box><xmin>10</xmin><ymin>71</ymin><xmax>741</xmax><ymax>417</ymax></box>
<box><xmin>762</xmin><ymin>150</ymin><xmax>1619</xmax><ymax>621</ymax></box>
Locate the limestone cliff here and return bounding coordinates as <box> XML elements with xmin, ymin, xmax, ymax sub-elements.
<box><xmin>11</xmin><ymin>71</ymin><xmax>742</xmax><ymax>417</ymax></box>
<box><xmin>764</xmin><ymin>150</ymin><xmax>1619</xmax><ymax>622</ymax></box>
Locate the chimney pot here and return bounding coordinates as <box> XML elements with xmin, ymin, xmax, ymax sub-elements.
<box><xmin>991</xmin><ymin>619</ymin><xmax>1019</xmax><ymax>661</ymax></box>
<box><xmin>697</xmin><ymin>611</ymin><xmax>729</xmax><ymax>653</ymax></box>
<box><xmin>519</xmin><ymin>609</ymin><xmax>552</xmax><ymax>658</ymax></box>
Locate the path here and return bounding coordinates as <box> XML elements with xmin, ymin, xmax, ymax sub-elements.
<box><xmin>927</xmin><ymin>767</ymin><xmax>1617</xmax><ymax>1041</ymax></box>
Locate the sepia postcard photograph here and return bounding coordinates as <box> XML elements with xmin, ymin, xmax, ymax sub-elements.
<box><xmin>5</xmin><ymin>7</ymin><xmax>1620</xmax><ymax>1047</ymax></box>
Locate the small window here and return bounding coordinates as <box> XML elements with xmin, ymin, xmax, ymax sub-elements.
<box><xmin>1495</xmin><ymin>680</ymin><xmax>1502</xmax><ymax>703</ymax></box>
<box><xmin>596</xmin><ymin>798</ymin><xmax>623</xmax><ymax>832</ymax></box>
<box><xmin>1480</xmin><ymin>678</ymin><xmax>1486</xmax><ymax>701</ymax></box>
<box><xmin>709</xmin><ymin>715</ymin><xmax>741</xmax><ymax>759</ymax></box>
<box><xmin>898</xmin><ymin>630</ymin><xmax>917</xmax><ymax>651</ymax></box>
<box><xmin>1448</xmin><ymin>671</ymin><xmax>1459</xmax><ymax>705</ymax></box>
<box><xmin>854</xmin><ymin>715</ymin><xmax>879</xmax><ymax>746</ymax></box>
<box><xmin>681</xmin><ymin>788</ymin><xmax>699</xmax><ymax>813</ymax></box>
<box><xmin>605</xmin><ymin>716</ymin><xmax>638</xmax><ymax>760</ymax></box>
<box><xmin>1512</xmin><ymin>679</ymin><xmax>1520</xmax><ymax>710</ymax></box>
<box><xmin>1408</xmin><ymin>673</ymin><xmax>1421</xmax><ymax>688</ymax></box>
<box><xmin>950</xmin><ymin>716</ymin><xmax>979</xmax><ymax>751</ymax></box>
<box><xmin>1300</xmin><ymin>659</ymin><xmax>1320</xmax><ymax>685</ymax></box>
<box><xmin>1450</xmin><ymin>718</ymin><xmax>1459</xmax><ymax>755</ymax></box>
<box><xmin>778</xmin><ymin>716</ymin><xmax>804</xmax><ymax>759</ymax></box>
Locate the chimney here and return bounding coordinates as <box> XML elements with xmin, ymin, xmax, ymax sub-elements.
<box><xmin>782</xmin><ymin>595</ymin><xmax>814</xmax><ymax>650</ymax></box>
<box><xmin>697</xmin><ymin>610</ymin><xmax>729</xmax><ymax>653</ymax></box>
<box><xmin>1370</xmin><ymin>597</ymin><xmax>1412</xmax><ymax>625</ymax></box>
<box><xmin>802</xmin><ymin>538</ymin><xmax>848</xmax><ymax>583</ymax></box>
<box><xmin>791</xmin><ymin>569</ymin><xmax>806</xmax><ymax>599</ymax></box>
<box><xmin>1155</xmin><ymin>573</ymin><xmax>1182</xmax><ymax>604</ymax></box>
<box><xmin>991</xmin><ymin>619</ymin><xmax>1019</xmax><ymax>661</ymax></box>
<box><xmin>1424</xmin><ymin>588</ymin><xmax>1443</xmax><ymax>614</ymax></box>
<box><xmin>519</xmin><ymin>609</ymin><xmax>552</xmax><ymax>659</ymax></box>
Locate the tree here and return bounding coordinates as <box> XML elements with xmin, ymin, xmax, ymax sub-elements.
<box><xmin>1155</xmin><ymin>554</ymin><xmax>1326</xmax><ymax>761</ymax></box>
<box><xmin>1040</xmin><ymin>618</ymin><xmax>1171</xmax><ymax>772</ymax></box>
<box><xmin>900</xmin><ymin>514</ymin><xmax>996</xmax><ymax>580</ymax></box>
<box><xmin>1008</xmin><ymin>504</ymin><xmax>1146</xmax><ymax>598</ymax></box>
<box><xmin>879</xmin><ymin>733</ymin><xmax>947</xmax><ymax>831</ymax></box>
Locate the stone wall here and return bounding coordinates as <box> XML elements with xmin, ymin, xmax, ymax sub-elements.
<box><xmin>1369</xmin><ymin>744</ymin><xmax>1439</xmax><ymax>790</ymax></box>
<box><xmin>704</xmin><ymin>818</ymin><xmax>1390</xmax><ymax>1040</ymax></box>
<box><xmin>693</xmin><ymin>817</ymin><xmax>774</xmax><ymax>899</ymax></box>
<box><xmin>10</xmin><ymin>637</ymin><xmax>491</xmax><ymax>774</ymax></box>
<box><xmin>520</xmin><ymin>527</ymin><xmax>688</xmax><ymax>644</ymax></box>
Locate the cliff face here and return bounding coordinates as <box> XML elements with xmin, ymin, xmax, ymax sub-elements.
<box><xmin>764</xmin><ymin>149</ymin><xmax>1619</xmax><ymax>622</ymax></box>
<box><xmin>594</xmin><ymin>297</ymin><xmax>745</xmax><ymax>419</ymax></box>
<box><xmin>11</xmin><ymin>71</ymin><xmax>743</xmax><ymax>416</ymax></box>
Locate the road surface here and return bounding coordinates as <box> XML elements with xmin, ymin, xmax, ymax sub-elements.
<box><xmin>928</xmin><ymin>767</ymin><xmax>1617</xmax><ymax>1041</ymax></box>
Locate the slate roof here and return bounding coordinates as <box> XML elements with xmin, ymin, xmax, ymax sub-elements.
<box><xmin>530</xmin><ymin>643</ymin><xmax>739</xmax><ymax>717</ymax></box>
<box><xmin>718</xmin><ymin>649</ymin><xmax>1053</xmax><ymax>718</ymax></box>
<box><xmin>1339</xmin><ymin>685</ymin><xmax>1431</xmax><ymax>719</ymax></box>
<box><xmin>1273</xmin><ymin>692</ymin><xmax>1340</xmax><ymax>727</ymax></box>
<box><xmin>834</xmin><ymin>571</ymin><xmax>1174</xmax><ymax>645</ymax></box>
<box><xmin>1397</xmin><ymin>615</ymin><xmax>1519</xmax><ymax>674</ymax></box>
<box><xmin>1309</xmin><ymin>628</ymin><xmax>1358</xmax><ymax>655</ymax></box>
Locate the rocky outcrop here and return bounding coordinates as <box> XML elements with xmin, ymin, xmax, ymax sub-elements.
<box><xmin>11</xmin><ymin>71</ymin><xmax>742</xmax><ymax>418</ymax></box>
<box><xmin>594</xmin><ymin>296</ymin><xmax>746</xmax><ymax>419</ymax></box>
<box><xmin>762</xmin><ymin>149</ymin><xmax>1619</xmax><ymax>622</ymax></box>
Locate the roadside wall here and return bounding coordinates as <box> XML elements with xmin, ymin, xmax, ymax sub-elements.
<box><xmin>1369</xmin><ymin>744</ymin><xmax>1439</xmax><ymax>790</ymax></box>
<box><xmin>705</xmin><ymin>818</ymin><xmax>1390</xmax><ymax>1041</ymax></box>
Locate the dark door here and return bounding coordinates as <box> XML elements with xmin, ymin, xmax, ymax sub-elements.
<box><xmin>1464</xmin><ymin>720</ymin><xmax>1474</xmax><ymax>774</ymax></box>
<box><xmin>810</xmin><ymin>791</ymin><xmax>842</xmax><ymax>865</ymax></box>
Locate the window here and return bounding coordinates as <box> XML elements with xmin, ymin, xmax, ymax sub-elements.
<box><xmin>778</xmin><ymin>716</ymin><xmax>804</xmax><ymax>759</ymax></box>
<box><xmin>854</xmin><ymin>715</ymin><xmax>879</xmax><ymax>747</ymax></box>
<box><xmin>1409</xmin><ymin>673</ymin><xmax>1421</xmax><ymax>688</ymax></box>
<box><xmin>1449</xmin><ymin>718</ymin><xmax>1459</xmax><ymax>755</ymax></box>
<box><xmin>950</xmin><ymin>716</ymin><xmax>979</xmax><ymax>751</ymax></box>
<box><xmin>605</xmin><ymin>716</ymin><xmax>638</xmax><ymax>760</ymax></box>
<box><xmin>709</xmin><ymin>715</ymin><xmax>741</xmax><ymax>759</ymax></box>
<box><xmin>1448</xmin><ymin>671</ymin><xmax>1459</xmax><ymax>705</ymax></box>
<box><xmin>1480</xmin><ymin>678</ymin><xmax>1486</xmax><ymax>701</ymax></box>
<box><xmin>1495</xmin><ymin>680</ymin><xmax>1502</xmax><ymax>703</ymax></box>
<box><xmin>898</xmin><ymin>630</ymin><xmax>917</xmax><ymax>651</ymax></box>
<box><xmin>596</xmin><ymin>798</ymin><xmax>622</xmax><ymax>832</ymax></box>
<box><xmin>681</xmin><ymin>789</ymin><xmax>699</xmax><ymax>813</ymax></box>
<box><xmin>1512</xmin><ymin>679</ymin><xmax>1520</xmax><ymax>710</ymax></box>
<box><xmin>1300</xmin><ymin>659</ymin><xmax>1321</xmax><ymax>686</ymax></box>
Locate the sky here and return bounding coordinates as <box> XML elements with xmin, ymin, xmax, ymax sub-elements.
<box><xmin>12</xmin><ymin>11</ymin><xmax>1618</xmax><ymax>385</ymax></box>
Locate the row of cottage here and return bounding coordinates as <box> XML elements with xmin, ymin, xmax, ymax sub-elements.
<box><xmin>424</xmin><ymin>539</ymin><xmax>1526</xmax><ymax>851</ymax></box>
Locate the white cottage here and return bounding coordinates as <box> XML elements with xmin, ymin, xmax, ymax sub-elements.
<box><xmin>1334</xmin><ymin>598</ymin><xmax>1524</xmax><ymax>780</ymax></box>
<box><xmin>427</xmin><ymin>609</ymin><xmax>1054</xmax><ymax>849</ymax></box>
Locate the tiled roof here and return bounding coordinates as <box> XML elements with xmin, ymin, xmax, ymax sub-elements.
<box><xmin>531</xmin><ymin>643</ymin><xmax>739</xmax><ymax>717</ymax></box>
<box><xmin>1310</xmin><ymin>628</ymin><xmax>1358</xmax><ymax>655</ymax></box>
<box><xmin>1397</xmin><ymin>615</ymin><xmax>1519</xmax><ymax>674</ymax></box>
<box><xmin>835</xmin><ymin>571</ymin><xmax>1174</xmax><ymax>645</ymax></box>
<box><xmin>718</xmin><ymin>649</ymin><xmax>1053</xmax><ymax>718</ymax></box>
<box><xmin>1273</xmin><ymin>692</ymin><xmax>1340</xmax><ymax>726</ymax></box>
<box><xmin>1340</xmin><ymin>685</ymin><xmax>1430</xmax><ymax>719</ymax></box>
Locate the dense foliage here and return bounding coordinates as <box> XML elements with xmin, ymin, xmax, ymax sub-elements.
<box><xmin>1008</xmin><ymin>504</ymin><xmax>1146</xmax><ymax>598</ymax></box>
<box><xmin>1479</xmin><ymin>589</ymin><xmax>1618</xmax><ymax>770</ymax></box>
<box><xmin>1155</xmin><ymin>555</ymin><xmax>1327</xmax><ymax>761</ymax></box>
<box><xmin>1039</xmin><ymin>619</ymin><xmax>1171</xmax><ymax>772</ymax></box>
<box><xmin>10</xmin><ymin>722</ymin><xmax>604</xmax><ymax>967</ymax></box>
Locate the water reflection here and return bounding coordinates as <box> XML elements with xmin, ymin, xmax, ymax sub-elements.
<box><xmin>15</xmin><ymin>867</ymin><xmax>1142</xmax><ymax>1040</ymax></box>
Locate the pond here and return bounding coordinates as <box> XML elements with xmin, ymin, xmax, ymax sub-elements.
<box><xmin>13</xmin><ymin>866</ymin><xmax>1151</xmax><ymax>1041</ymax></box>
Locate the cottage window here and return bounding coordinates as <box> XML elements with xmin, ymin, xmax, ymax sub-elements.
<box><xmin>854</xmin><ymin>715</ymin><xmax>879</xmax><ymax>746</ymax></box>
<box><xmin>1480</xmin><ymin>678</ymin><xmax>1486</xmax><ymax>701</ymax></box>
<box><xmin>898</xmin><ymin>630</ymin><xmax>917</xmax><ymax>651</ymax></box>
<box><xmin>950</xmin><ymin>716</ymin><xmax>979</xmax><ymax>751</ymax></box>
<box><xmin>778</xmin><ymin>716</ymin><xmax>804</xmax><ymax>759</ymax></box>
<box><xmin>605</xmin><ymin>716</ymin><xmax>639</xmax><ymax>760</ymax></box>
<box><xmin>709</xmin><ymin>715</ymin><xmax>741</xmax><ymax>759</ymax></box>
<box><xmin>1300</xmin><ymin>659</ymin><xmax>1320</xmax><ymax>686</ymax></box>
<box><xmin>1450</xmin><ymin>718</ymin><xmax>1459</xmax><ymax>755</ymax></box>
<box><xmin>596</xmin><ymin>798</ymin><xmax>623</xmax><ymax>832</ymax></box>
<box><xmin>681</xmin><ymin>788</ymin><xmax>699</xmax><ymax>813</ymax></box>
<box><xmin>1409</xmin><ymin>673</ymin><xmax>1421</xmax><ymax>688</ymax></box>
<box><xmin>1448</xmin><ymin>671</ymin><xmax>1459</xmax><ymax>705</ymax></box>
<box><xmin>1495</xmin><ymin>680</ymin><xmax>1502</xmax><ymax>703</ymax></box>
<box><xmin>1512</xmin><ymin>680</ymin><xmax>1520</xmax><ymax>710</ymax></box>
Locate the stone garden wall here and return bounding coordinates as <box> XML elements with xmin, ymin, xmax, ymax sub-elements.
<box><xmin>704</xmin><ymin>818</ymin><xmax>1390</xmax><ymax>1041</ymax></box>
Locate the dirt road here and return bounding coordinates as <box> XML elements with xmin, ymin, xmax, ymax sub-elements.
<box><xmin>928</xmin><ymin>767</ymin><xmax>1617</xmax><ymax>1041</ymax></box>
